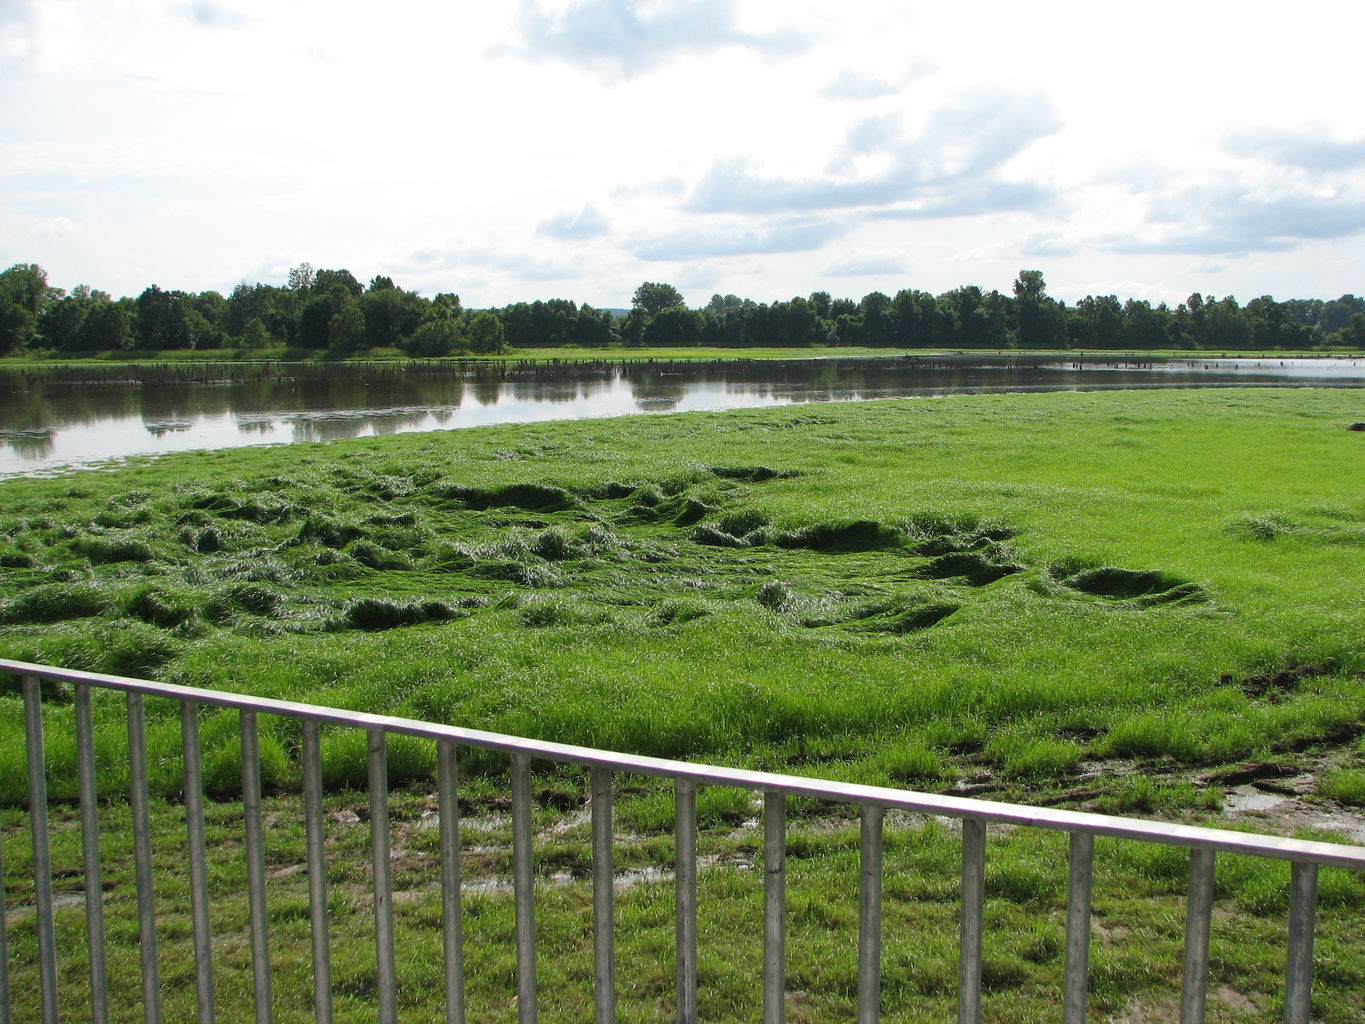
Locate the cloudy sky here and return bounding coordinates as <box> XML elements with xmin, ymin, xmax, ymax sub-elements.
<box><xmin>4</xmin><ymin>0</ymin><xmax>1365</xmax><ymax>308</ymax></box>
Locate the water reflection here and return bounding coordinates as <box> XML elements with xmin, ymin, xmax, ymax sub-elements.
<box><xmin>1</xmin><ymin>356</ymin><xmax>1361</xmax><ymax>476</ymax></box>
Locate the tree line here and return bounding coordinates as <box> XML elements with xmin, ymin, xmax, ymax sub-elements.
<box><xmin>1</xmin><ymin>262</ymin><xmax>1362</xmax><ymax>357</ymax></box>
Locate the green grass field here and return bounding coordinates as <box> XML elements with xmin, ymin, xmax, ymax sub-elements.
<box><xmin>2</xmin><ymin>387</ymin><xmax>1364</xmax><ymax>1021</ymax></box>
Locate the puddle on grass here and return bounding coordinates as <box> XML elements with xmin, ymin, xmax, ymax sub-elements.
<box><xmin>1222</xmin><ymin>785</ymin><xmax>1291</xmax><ymax>813</ymax></box>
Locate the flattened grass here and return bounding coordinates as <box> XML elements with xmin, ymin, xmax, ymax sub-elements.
<box><xmin>0</xmin><ymin>387</ymin><xmax>1363</xmax><ymax>805</ymax></box>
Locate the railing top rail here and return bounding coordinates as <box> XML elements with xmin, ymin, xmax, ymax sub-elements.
<box><xmin>7</xmin><ymin>657</ymin><xmax>1365</xmax><ymax>870</ymax></box>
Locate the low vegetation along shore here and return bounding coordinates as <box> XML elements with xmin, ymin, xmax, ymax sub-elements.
<box><xmin>3</xmin><ymin>388</ymin><xmax>1365</xmax><ymax>1021</ymax></box>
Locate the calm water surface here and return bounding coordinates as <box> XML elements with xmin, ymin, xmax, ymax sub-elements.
<box><xmin>1</xmin><ymin>355</ymin><xmax>1361</xmax><ymax>477</ymax></box>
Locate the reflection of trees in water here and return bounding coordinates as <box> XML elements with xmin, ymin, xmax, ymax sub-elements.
<box><xmin>142</xmin><ymin>419</ymin><xmax>194</xmax><ymax>437</ymax></box>
<box><xmin>509</xmin><ymin>379</ymin><xmax>585</xmax><ymax>404</ymax></box>
<box><xmin>629</xmin><ymin>371</ymin><xmax>684</xmax><ymax>412</ymax></box>
<box><xmin>235</xmin><ymin>418</ymin><xmax>277</xmax><ymax>436</ymax></box>
<box><xmin>2</xmin><ymin>430</ymin><xmax>56</xmax><ymax>460</ymax></box>
<box><xmin>285</xmin><ymin>410</ymin><xmax>436</xmax><ymax>442</ymax></box>
<box><xmin>0</xmin><ymin>378</ymin><xmax>142</xmax><ymax>430</ymax></box>
<box><xmin>287</xmin><ymin>417</ymin><xmax>371</xmax><ymax>443</ymax></box>
<box><xmin>370</xmin><ymin>412</ymin><xmax>434</xmax><ymax>436</ymax></box>
<box><xmin>473</xmin><ymin>372</ymin><xmax>503</xmax><ymax>406</ymax></box>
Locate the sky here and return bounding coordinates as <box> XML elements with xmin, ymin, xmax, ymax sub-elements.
<box><xmin>3</xmin><ymin>0</ymin><xmax>1365</xmax><ymax>309</ymax></box>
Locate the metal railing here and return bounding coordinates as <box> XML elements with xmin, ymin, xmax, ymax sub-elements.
<box><xmin>3</xmin><ymin>656</ymin><xmax>1364</xmax><ymax>1024</ymax></box>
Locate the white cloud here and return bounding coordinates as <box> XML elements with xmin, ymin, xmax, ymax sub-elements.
<box><xmin>4</xmin><ymin>0</ymin><xmax>1365</xmax><ymax>306</ymax></box>
<box><xmin>537</xmin><ymin>203</ymin><xmax>611</xmax><ymax>240</ymax></box>
<box><xmin>497</xmin><ymin>0</ymin><xmax>807</xmax><ymax>80</ymax></box>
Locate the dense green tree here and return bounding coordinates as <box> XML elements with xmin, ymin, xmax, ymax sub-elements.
<box><xmin>0</xmin><ymin>263</ymin><xmax>51</xmax><ymax>353</ymax></box>
<box><xmin>239</xmin><ymin>317</ymin><xmax>272</xmax><ymax>351</ymax></box>
<box><xmin>313</xmin><ymin>268</ymin><xmax>363</xmax><ymax>300</ymax></box>
<box><xmin>0</xmin><ymin>304</ymin><xmax>35</xmax><ymax>354</ymax></box>
<box><xmin>1012</xmin><ymin>271</ymin><xmax>1068</xmax><ymax>349</ymax></box>
<box><xmin>939</xmin><ymin>286</ymin><xmax>1008</xmax><ymax>349</ymax></box>
<box><xmin>770</xmin><ymin>297</ymin><xmax>821</xmax><ymax>347</ymax></box>
<box><xmin>573</xmin><ymin>305</ymin><xmax>617</xmax><ymax>347</ymax></box>
<box><xmin>858</xmin><ymin>291</ymin><xmax>895</xmax><ymax>347</ymax></box>
<box><xmin>1200</xmin><ymin>296</ymin><xmax>1252</xmax><ymax>350</ymax></box>
<box><xmin>38</xmin><ymin>295</ymin><xmax>89</xmax><ymax>350</ymax></box>
<box><xmin>432</xmin><ymin>292</ymin><xmax>463</xmax><ymax>320</ymax></box>
<box><xmin>0</xmin><ymin>263</ymin><xmax>50</xmax><ymax>314</ymax></box>
<box><xmin>327</xmin><ymin>302</ymin><xmax>368</xmax><ymax>354</ymax></box>
<box><xmin>644</xmin><ymin>305</ymin><xmax>703</xmax><ymax>347</ymax></box>
<box><xmin>1334</xmin><ymin>312</ymin><xmax>1365</xmax><ymax>348</ymax></box>
<box><xmin>298</xmin><ymin>296</ymin><xmax>337</xmax><ymax>349</ymax></box>
<box><xmin>134</xmin><ymin>286</ymin><xmax>192</xmax><ymax>349</ymax></box>
<box><xmin>405</xmin><ymin>318</ymin><xmax>463</xmax><ymax>357</ymax></box>
<box><xmin>632</xmin><ymin>282</ymin><xmax>684</xmax><ymax>317</ymax></box>
<box><xmin>893</xmin><ymin>289</ymin><xmax>952</xmax><ymax>348</ymax></box>
<box><xmin>621</xmin><ymin>308</ymin><xmax>647</xmax><ymax>347</ymax></box>
<box><xmin>468</xmin><ymin>311</ymin><xmax>507</xmax><ymax>354</ymax></box>
<box><xmin>78</xmin><ymin>300</ymin><xmax>131</xmax><ymax>351</ymax></box>
<box><xmin>361</xmin><ymin>285</ymin><xmax>428</xmax><ymax>349</ymax></box>
<box><xmin>225</xmin><ymin>282</ymin><xmax>282</xmax><ymax>337</ymax></box>
<box><xmin>1070</xmin><ymin>295</ymin><xmax>1124</xmax><ymax>350</ymax></box>
<box><xmin>1122</xmin><ymin>299</ymin><xmax>1170</xmax><ymax>350</ymax></box>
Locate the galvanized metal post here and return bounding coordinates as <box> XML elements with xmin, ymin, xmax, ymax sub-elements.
<box><xmin>1283</xmin><ymin>861</ymin><xmax>1318</xmax><ymax>1024</ymax></box>
<box><xmin>438</xmin><ymin>740</ymin><xmax>464</xmax><ymax>1024</ymax></box>
<box><xmin>763</xmin><ymin>791</ymin><xmax>787</xmax><ymax>1024</ymax></box>
<box><xmin>1180</xmin><ymin>848</ymin><xmax>1215</xmax><ymax>1024</ymax></box>
<box><xmin>301</xmin><ymin>719</ymin><xmax>332</xmax><ymax>1024</ymax></box>
<box><xmin>591</xmin><ymin>767</ymin><xmax>615</xmax><ymax>1024</ymax></box>
<box><xmin>857</xmin><ymin>803</ymin><xmax>884</xmax><ymax>1024</ymax></box>
<box><xmin>0</xmin><ymin>776</ymin><xmax>8</xmax><ymax>1024</ymax></box>
<box><xmin>675</xmin><ymin>778</ymin><xmax>698</xmax><ymax>1024</ymax></box>
<box><xmin>959</xmin><ymin>818</ymin><xmax>986</xmax><ymax>1024</ymax></box>
<box><xmin>128</xmin><ymin>690</ymin><xmax>162</xmax><ymax>1024</ymax></box>
<box><xmin>1063</xmin><ymin>832</ymin><xmax>1094</xmax><ymax>1024</ymax></box>
<box><xmin>368</xmin><ymin>729</ymin><xmax>397</xmax><ymax>1024</ymax></box>
<box><xmin>23</xmin><ymin>677</ymin><xmax>59</xmax><ymax>1024</ymax></box>
<box><xmin>0</xmin><ymin>790</ymin><xmax>7</xmax><ymax>1024</ymax></box>
<box><xmin>240</xmin><ymin>709</ymin><xmax>271</xmax><ymax>1024</ymax></box>
<box><xmin>512</xmin><ymin>753</ymin><xmax>537</xmax><ymax>1024</ymax></box>
<box><xmin>75</xmin><ymin>684</ymin><xmax>109</xmax><ymax>1024</ymax></box>
<box><xmin>180</xmin><ymin>701</ymin><xmax>215</xmax><ymax>1024</ymax></box>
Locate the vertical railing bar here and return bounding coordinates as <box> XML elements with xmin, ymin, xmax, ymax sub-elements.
<box><xmin>368</xmin><ymin>729</ymin><xmax>397</xmax><ymax>1024</ymax></box>
<box><xmin>0</xmin><ymin>783</ymin><xmax>7</xmax><ymax>1024</ymax></box>
<box><xmin>763</xmin><ymin>790</ymin><xmax>787</xmax><ymax>1024</ymax></box>
<box><xmin>591</xmin><ymin>767</ymin><xmax>615</xmax><ymax>1024</ymax></box>
<box><xmin>76</xmin><ymin>684</ymin><xmax>109</xmax><ymax>1024</ymax></box>
<box><xmin>1063</xmin><ymin>832</ymin><xmax>1094</xmax><ymax>1024</ymax></box>
<box><xmin>1283</xmin><ymin>861</ymin><xmax>1318</xmax><ymax>1024</ymax></box>
<box><xmin>240</xmin><ymin>709</ymin><xmax>272</xmax><ymax>1024</ymax></box>
<box><xmin>301</xmin><ymin>719</ymin><xmax>332</xmax><ymax>1024</ymax></box>
<box><xmin>1179</xmin><ymin>848</ymin><xmax>1215</xmax><ymax>1024</ymax></box>
<box><xmin>128</xmin><ymin>690</ymin><xmax>162</xmax><ymax>1024</ymax></box>
<box><xmin>958</xmin><ymin>818</ymin><xmax>986</xmax><ymax>1024</ymax></box>
<box><xmin>23</xmin><ymin>677</ymin><xmax>59</xmax><ymax>1024</ymax></box>
<box><xmin>512</xmin><ymin>752</ymin><xmax>538</xmax><ymax>1024</ymax></box>
<box><xmin>675</xmin><ymin>778</ymin><xmax>698</xmax><ymax>1024</ymax></box>
<box><xmin>0</xmin><ymin>772</ymin><xmax>8</xmax><ymax>1024</ymax></box>
<box><xmin>437</xmin><ymin>740</ymin><xmax>464</xmax><ymax>1024</ymax></box>
<box><xmin>857</xmin><ymin>803</ymin><xmax>884</xmax><ymax>1024</ymax></box>
<box><xmin>180</xmin><ymin>701</ymin><xmax>214</xmax><ymax>1024</ymax></box>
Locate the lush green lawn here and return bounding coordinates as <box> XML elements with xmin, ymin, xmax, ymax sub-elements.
<box><xmin>3</xmin><ymin>386</ymin><xmax>1365</xmax><ymax>1021</ymax></box>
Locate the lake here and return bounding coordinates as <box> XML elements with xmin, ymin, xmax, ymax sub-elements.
<box><xmin>1</xmin><ymin>354</ymin><xmax>1362</xmax><ymax>477</ymax></box>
